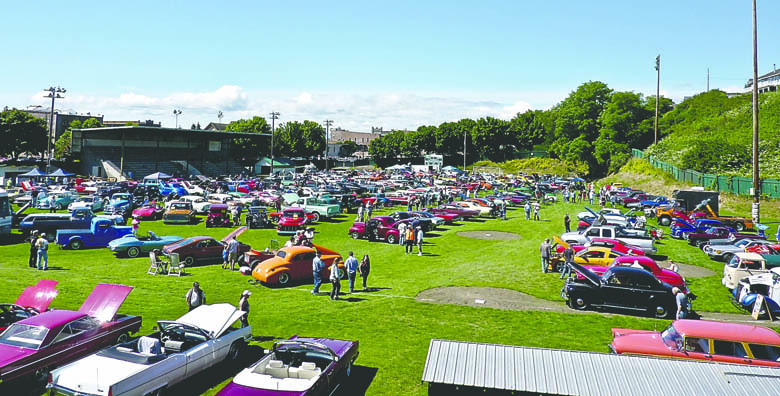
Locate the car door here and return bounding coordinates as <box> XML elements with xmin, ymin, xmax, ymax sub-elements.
<box><xmin>601</xmin><ymin>272</ymin><xmax>635</xmax><ymax>308</ymax></box>
<box><xmin>681</xmin><ymin>337</ymin><xmax>713</xmax><ymax>362</ymax></box>
<box><xmin>204</xmin><ymin>239</ymin><xmax>224</xmax><ymax>260</ymax></box>
<box><xmin>625</xmin><ymin>272</ymin><xmax>660</xmax><ymax>309</ymax></box>
<box><xmin>576</xmin><ymin>250</ymin><xmax>606</xmax><ymax>266</ymax></box>
<box><xmin>296</xmin><ymin>252</ymin><xmax>316</xmax><ymax>278</ymax></box>
<box><xmin>711</xmin><ymin>339</ymin><xmax>753</xmax><ymax>365</ymax></box>
<box><xmin>185</xmin><ymin>336</ymin><xmax>214</xmax><ymax>376</ymax></box>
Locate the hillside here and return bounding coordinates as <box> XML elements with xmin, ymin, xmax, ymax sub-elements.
<box><xmin>646</xmin><ymin>90</ymin><xmax>780</xmax><ymax>179</ymax></box>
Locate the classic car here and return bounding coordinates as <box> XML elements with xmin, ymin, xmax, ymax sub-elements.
<box><xmin>389</xmin><ymin>211</ymin><xmax>436</xmax><ymax>231</ymax></box>
<box><xmin>67</xmin><ymin>195</ymin><xmax>104</xmax><ymax>212</ymax></box>
<box><xmin>550</xmin><ymin>246</ymin><xmax>627</xmax><ymax>271</ymax></box>
<box><xmin>684</xmin><ymin>226</ymin><xmax>736</xmax><ymax>246</ymax></box>
<box><xmin>561</xmin><ymin>263</ymin><xmax>679</xmax><ymax>318</ymax></box>
<box><xmin>105</xmin><ymin>193</ymin><xmax>135</xmax><ymax>216</ymax></box>
<box><xmin>412</xmin><ymin>210</ymin><xmax>456</xmax><ymax>225</ymax></box>
<box><xmin>553</xmin><ymin>237</ymin><xmax>644</xmax><ymax>256</ymax></box>
<box><xmin>670</xmin><ymin>218</ymin><xmax>723</xmax><ymax>239</ymax></box>
<box><xmin>732</xmin><ymin>267</ymin><xmax>780</xmax><ymax>317</ymax></box>
<box><xmin>35</xmin><ymin>191</ymin><xmax>79</xmax><ymax>211</ymax></box>
<box><xmin>633</xmin><ymin>195</ymin><xmax>669</xmax><ymax>209</ymax></box>
<box><xmin>0</xmin><ymin>280</ymin><xmax>58</xmax><ymax>333</ymax></box>
<box><xmin>56</xmin><ymin>217</ymin><xmax>134</xmax><ymax>250</ymax></box>
<box><xmin>284</xmin><ymin>196</ymin><xmax>341</xmax><ymax>222</ymax></box>
<box><xmin>215</xmin><ymin>336</ymin><xmax>359</xmax><ymax>396</ymax></box>
<box><xmin>584</xmin><ymin>255</ymin><xmax>687</xmax><ymax>291</ymax></box>
<box><xmin>162</xmin><ymin>231</ymin><xmax>251</xmax><ymax>267</ymax></box>
<box><xmin>244</xmin><ymin>240</ymin><xmax>281</xmax><ymax>270</ymax></box>
<box><xmin>163</xmin><ymin>201</ymin><xmax>196</xmax><ymax>224</ymax></box>
<box><xmin>0</xmin><ymin>284</ymin><xmax>140</xmax><ymax>384</ymax></box>
<box><xmin>206</xmin><ymin>204</ymin><xmax>233</xmax><ymax>228</ymax></box>
<box><xmin>252</xmin><ymin>245</ymin><xmax>343</xmax><ymax>285</ymax></box>
<box><xmin>349</xmin><ymin>216</ymin><xmax>403</xmax><ymax>244</ymax></box>
<box><xmin>703</xmin><ymin>238</ymin><xmax>772</xmax><ymax>261</ymax></box>
<box><xmin>745</xmin><ymin>242</ymin><xmax>780</xmax><ymax>255</ymax></box>
<box><xmin>447</xmin><ymin>201</ymin><xmax>492</xmax><ymax>216</ymax></box>
<box><xmin>108</xmin><ymin>231</ymin><xmax>184</xmax><ymax>258</ymax></box>
<box><xmin>207</xmin><ymin>193</ymin><xmax>238</xmax><ymax>206</ymax></box>
<box><xmin>47</xmin><ymin>304</ymin><xmax>250</xmax><ymax>396</ymax></box>
<box><xmin>246</xmin><ymin>206</ymin><xmax>270</xmax><ymax>229</ymax></box>
<box><xmin>610</xmin><ymin>320</ymin><xmax>780</xmax><ymax>367</ymax></box>
<box><xmin>274</xmin><ymin>208</ymin><xmax>315</xmax><ymax>235</ymax></box>
<box><xmin>722</xmin><ymin>252</ymin><xmax>780</xmax><ymax>290</ymax></box>
<box><xmin>131</xmin><ymin>201</ymin><xmax>165</xmax><ymax>220</ymax></box>
<box><xmin>561</xmin><ymin>225</ymin><xmax>656</xmax><ymax>255</ymax></box>
<box><xmin>428</xmin><ymin>205</ymin><xmax>480</xmax><ymax>219</ymax></box>
<box><xmin>171</xmin><ymin>195</ymin><xmax>209</xmax><ymax>214</ymax></box>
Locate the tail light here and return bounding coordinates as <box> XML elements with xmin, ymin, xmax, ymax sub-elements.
<box><xmin>47</xmin><ymin>372</ymin><xmax>53</xmax><ymax>385</ymax></box>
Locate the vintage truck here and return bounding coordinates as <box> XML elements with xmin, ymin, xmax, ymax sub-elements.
<box><xmin>722</xmin><ymin>252</ymin><xmax>780</xmax><ymax>290</ymax></box>
<box><xmin>19</xmin><ymin>208</ymin><xmax>125</xmax><ymax>237</ymax></box>
<box><xmin>285</xmin><ymin>195</ymin><xmax>341</xmax><ymax>222</ymax></box>
<box><xmin>560</xmin><ymin>225</ymin><xmax>656</xmax><ymax>255</ymax></box>
<box><xmin>56</xmin><ymin>217</ymin><xmax>134</xmax><ymax>250</ymax></box>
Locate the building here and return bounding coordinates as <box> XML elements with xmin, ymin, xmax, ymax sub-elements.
<box><xmin>103</xmin><ymin>120</ymin><xmax>161</xmax><ymax>128</ymax></box>
<box><xmin>745</xmin><ymin>66</ymin><xmax>780</xmax><ymax>93</ymax></box>
<box><xmin>22</xmin><ymin>107</ymin><xmax>104</xmax><ymax>143</ymax></box>
<box><xmin>204</xmin><ymin>122</ymin><xmax>228</xmax><ymax>131</ymax></box>
<box><xmin>327</xmin><ymin>128</ymin><xmax>383</xmax><ymax>158</ymax></box>
<box><xmin>71</xmin><ymin>125</ymin><xmax>269</xmax><ymax>178</ymax></box>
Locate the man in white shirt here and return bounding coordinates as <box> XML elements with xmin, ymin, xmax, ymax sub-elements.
<box><xmin>344</xmin><ymin>251</ymin><xmax>359</xmax><ymax>293</ymax></box>
<box><xmin>227</xmin><ymin>236</ymin><xmax>240</xmax><ymax>270</ymax></box>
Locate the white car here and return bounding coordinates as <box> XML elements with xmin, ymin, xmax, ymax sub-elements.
<box><xmin>174</xmin><ymin>195</ymin><xmax>211</xmax><ymax>214</ymax></box>
<box><xmin>68</xmin><ymin>195</ymin><xmax>105</xmax><ymax>212</ymax></box>
<box><xmin>180</xmin><ymin>180</ymin><xmax>204</xmax><ymax>196</ymax></box>
<box><xmin>452</xmin><ymin>201</ymin><xmax>492</xmax><ymax>216</ymax></box>
<box><xmin>47</xmin><ymin>304</ymin><xmax>250</xmax><ymax>396</ymax></box>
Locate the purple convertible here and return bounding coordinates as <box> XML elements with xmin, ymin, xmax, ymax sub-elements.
<box><xmin>216</xmin><ymin>336</ymin><xmax>359</xmax><ymax>396</ymax></box>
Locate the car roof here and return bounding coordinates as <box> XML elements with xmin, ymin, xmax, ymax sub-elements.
<box><xmin>673</xmin><ymin>320</ymin><xmax>780</xmax><ymax>345</ymax></box>
<box><xmin>18</xmin><ymin>309</ymin><xmax>85</xmax><ymax>328</ymax></box>
<box><xmin>736</xmin><ymin>252</ymin><xmax>765</xmax><ymax>261</ymax></box>
<box><xmin>280</xmin><ymin>246</ymin><xmax>316</xmax><ymax>255</ymax></box>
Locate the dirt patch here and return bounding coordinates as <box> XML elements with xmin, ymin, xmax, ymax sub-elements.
<box><xmin>656</xmin><ymin>261</ymin><xmax>716</xmax><ymax>278</ymax></box>
<box><xmin>457</xmin><ymin>231</ymin><xmax>520</xmax><ymax>241</ymax></box>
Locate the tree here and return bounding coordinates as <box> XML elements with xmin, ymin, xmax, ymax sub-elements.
<box><xmin>81</xmin><ymin>118</ymin><xmax>103</xmax><ymax>129</ymax></box>
<box><xmin>225</xmin><ymin>116</ymin><xmax>272</xmax><ymax>168</ymax></box>
<box><xmin>401</xmin><ymin>125</ymin><xmax>436</xmax><ymax>156</ymax></box>
<box><xmin>337</xmin><ymin>140</ymin><xmax>358</xmax><ymax>157</ymax></box>
<box><xmin>0</xmin><ymin>109</ymin><xmax>48</xmax><ymax>159</ymax></box>
<box><xmin>510</xmin><ymin>110</ymin><xmax>548</xmax><ymax>151</ymax></box>
<box><xmin>54</xmin><ymin>118</ymin><xmax>101</xmax><ymax>161</ymax></box>
<box><xmin>274</xmin><ymin>121</ymin><xmax>326</xmax><ymax>158</ymax></box>
<box><xmin>471</xmin><ymin>117</ymin><xmax>512</xmax><ymax>161</ymax></box>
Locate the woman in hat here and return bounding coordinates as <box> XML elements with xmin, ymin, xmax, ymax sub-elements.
<box><xmin>239</xmin><ymin>290</ymin><xmax>251</xmax><ymax>328</ymax></box>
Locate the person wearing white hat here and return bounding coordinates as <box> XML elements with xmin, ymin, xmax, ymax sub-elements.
<box><xmin>239</xmin><ymin>290</ymin><xmax>251</xmax><ymax>328</ymax></box>
<box><xmin>36</xmin><ymin>233</ymin><xmax>49</xmax><ymax>270</ymax></box>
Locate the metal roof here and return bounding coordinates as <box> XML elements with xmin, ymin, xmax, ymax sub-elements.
<box><xmin>422</xmin><ymin>339</ymin><xmax>780</xmax><ymax>396</ymax></box>
<box><xmin>73</xmin><ymin>125</ymin><xmax>271</xmax><ymax>138</ymax></box>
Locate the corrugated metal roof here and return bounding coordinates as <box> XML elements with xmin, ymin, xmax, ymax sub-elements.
<box><xmin>422</xmin><ymin>339</ymin><xmax>780</xmax><ymax>396</ymax></box>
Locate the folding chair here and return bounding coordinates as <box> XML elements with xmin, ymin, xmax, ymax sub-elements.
<box><xmin>148</xmin><ymin>252</ymin><xmax>164</xmax><ymax>275</ymax></box>
<box><xmin>167</xmin><ymin>253</ymin><xmax>184</xmax><ymax>277</ymax></box>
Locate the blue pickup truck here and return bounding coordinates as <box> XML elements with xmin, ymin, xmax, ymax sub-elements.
<box><xmin>56</xmin><ymin>217</ymin><xmax>133</xmax><ymax>250</ymax></box>
<box><xmin>19</xmin><ymin>208</ymin><xmax>125</xmax><ymax>238</ymax></box>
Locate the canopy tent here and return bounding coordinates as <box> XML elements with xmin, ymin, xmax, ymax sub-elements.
<box><xmin>144</xmin><ymin>172</ymin><xmax>172</xmax><ymax>180</ymax></box>
<box><xmin>386</xmin><ymin>164</ymin><xmax>409</xmax><ymax>170</ymax></box>
<box><xmin>441</xmin><ymin>165</ymin><xmax>459</xmax><ymax>171</ymax></box>
<box><xmin>20</xmin><ymin>168</ymin><xmax>47</xmax><ymax>177</ymax></box>
<box><xmin>47</xmin><ymin>168</ymin><xmax>74</xmax><ymax>177</ymax></box>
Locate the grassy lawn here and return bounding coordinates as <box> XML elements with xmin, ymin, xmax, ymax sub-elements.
<box><xmin>0</xmin><ymin>197</ymin><xmax>767</xmax><ymax>395</ymax></box>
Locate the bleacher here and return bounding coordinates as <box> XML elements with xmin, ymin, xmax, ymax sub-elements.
<box><xmin>82</xmin><ymin>145</ymin><xmax>248</xmax><ymax>178</ymax></box>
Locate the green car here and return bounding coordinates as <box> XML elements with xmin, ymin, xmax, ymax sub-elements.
<box><xmin>107</xmin><ymin>231</ymin><xmax>184</xmax><ymax>258</ymax></box>
<box><xmin>35</xmin><ymin>191</ymin><xmax>79</xmax><ymax>210</ymax></box>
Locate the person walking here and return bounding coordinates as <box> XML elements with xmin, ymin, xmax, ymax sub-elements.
<box><xmin>564</xmin><ymin>213</ymin><xmax>571</xmax><ymax>233</ymax></box>
<box><xmin>239</xmin><ymin>290</ymin><xmax>251</xmax><ymax>328</ymax></box>
<box><xmin>312</xmin><ymin>251</ymin><xmax>324</xmax><ymax>295</ymax></box>
<box><xmin>329</xmin><ymin>258</ymin><xmax>342</xmax><ymax>300</ymax></box>
<box><xmin>404</xmin><ymin>225</ymin><xmax>415</xmax><ymax>255</ymax></box>
<box><xmin>415</xmin><ymin>226</ymin><xmax>424</xmax><ymax>256</ymax></box>
<box><xmin>185</xmin><ymin>282</ymin><xmax>205</xmax><ymax>311</ymax></box>
<box><xmin>36</xmin><ymin>233</ymin><xmax>49</xmax><ymax>270</ymax></box>
<box><xmin>26</xmin><ymin>230</ymin><xmax>39</xmax><ymax>268</ymax></box>
<box><xmin>131</xmin><ymin>216</ymin><xmax>140</xmax><ymax>236</ymax></box>
<box><xmin>560</xmin><ymin>245</ymin><xmax>574</xmax><ymax>279</ymax></box>
<box><xmin>533</xmin><ymin>203</ymin><xmax>540</xmax><ymax>221</ymax></box>
<box><xmin>674</xmin><ymin>287</ymin><xmax>689</xmax><ymax>319</ymax></box>
<box><xmin>540</xmin><ymin>238</ymin><xmax>551</xmax><ymax>273</ymax></box>
<box><xmin>345</xmin><ymin>251</ymin><xmax>359</xmax><ymax>293</ymax></box>
<box><xmin>227</xmin><ymin>236</ymin><xmax>240</xmax><ymax>270</ymax></box>
<box><xmin>524</xmin><ymin>201</ymin><xmax>531</xmax><ymax>220</ymax></box>
<box><xmin>358</xmin><ymin>254</ymin><xmax>371</xmax><ymax>291</ymax></box>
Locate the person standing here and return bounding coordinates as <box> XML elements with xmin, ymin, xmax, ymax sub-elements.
<box><xmin>533</xmin><ymin>203</ymin><xmax>540</xmax><ymax>221</ymax></box>
<box><xmin>131</xmin><ymin>216</ymin><xmax>140</xmax><ymax>236</ymax></box>
<box><xmin>36</xmin><ymin>233</ymin><xmax>49</xmax><ymax>270</ymax></box>
<box><xmin>185</xmin><ymin>282</ymin><xmax>205</xmax><ymax>311</ymax></box>
<box><xmin>26</xmin><ymin>230</ymin><xmax>39</xmax><ymax>268</ymax></box>
<box><xmin>415</xmin><ymin>226</ymin><xmax>424</xmax><ymax>256</ymax></box>
<box><xmin>560</xmin><ymin>245</ymin><xmax>574</xmax><ymax>279</ymax></box>
<box><xmin>239</xmin><ymin>290</ymin><xmax>251</xmax><ymax>328</ymax></box>
<box><xmin>312</xmin><ymin>251</ymin><xmax>324</xmax><ymax>295</ymax></box>
<box><xmin>564</xmin><ymin>213</ymin><xmax>571</xmax><ymax>233</ymax></box>
<box><xmin>589</xmin><ymin>189</ymin><xmax>594</xmax><ymax>205</ymax></box>
<box><xmin>227</xmin><ymin>236</ymin><xmax>240</xmax><ymax>270</ymax></box>
<box><xmin>329</xmin><ymin>258</ymin><xmax>342</xmax><ymax>300</ymax></box>
<box><xmin>405</xmin><ymin>225</ymin><xmax>415</xmax><ymax>255</ymax></box>
<box><xmin>356</xmin><ymin>204</ymin><xmax>364</xmax><ymax>222</ymax></box>
<box><xmin>673</xmin><ymin>287</ymin><xmax>689</xmax><ymax>319</ymax></box>
<box><xmin>540</xmin><ymin>238</ymin><xmax>551</xmax><ymax>273</ymax></box>
<box><xmin>366</xmin><ymin>201</ymin><xmax>374</xmax><ymax>219</ymax></box>
<box><xmin>345</xmin><ymin>251</ymin><xmax>359</xmax><ymax>293</ymax></box>
<box><xmin>398</xmin><ymin>222</ymin><xmax>407</xmax><ymax>247</ymax></box>
<box><xmin>359</xmin><ymin>254</ymin><xmax>371</xmax><ymax>291</ymax></box>
<box><xmin>524</xmin><ymin>201</ymin><xmax>531</xmax><ymax>220</ymax></box>
<box><xmin>48</xmin><ymin>195</ymin><xmax>56</xmax><ymax>213</ymax></box>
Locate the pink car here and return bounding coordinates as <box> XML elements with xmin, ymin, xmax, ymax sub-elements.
<box><xmin>585</xmin><ymin>255</ymin><xmax>687</xmax><ymax>291</ymax></box>
<box><xmin>131</xmin><ymin>202</ymin><xmax>164</xmax><ymax>220</ymax></box>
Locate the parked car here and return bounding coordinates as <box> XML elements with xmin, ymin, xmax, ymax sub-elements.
<box><xmin>215</xmin><ymin>336</ymin><xmax>359</xmax><ymax>396</ymax></box>
<box><xmin>162</xmin><ymin>234</ymin><xmax>251</xmax><ymax>267</ymax></box>
<box><xmin>560</xmin><ymin>225</ymin><xmax>656</xmax><ymax>255</ymax></box>
<box><xmin>553</xmin><ymin>237</ymin><xmax>644</xmax><ymax>256</ymax></box>
<box><xmin>389</xmin><ymin>211</ymin><xmax>435</xmax><ymax>231</ymax></box>
<box><xmin>349</xmin><ymin>216</ymin><xmax>402</xmax><ymax>243</ymax></box>
<box><xmin>732</xmin><ymin>267</ymin><xmax>780</xmax><ymax>317</ymax></box>
<box><xmin>131</xmin><ymin>201</ymin><xmax>165</xmax><ymax>220</ymax></box>
<box><xmin>561</xmin><ymin>262</ymin><xmax>679</xmax><ymax>318</ymax></box>
<box><xmin>206</xmin><ymin>204</ymin><xmax>233</xmax><ymax>228</ymax></box>
<box><xmin>108</xmin><ymin>231</ymin><xmax>184</xmax><ymax>258</ymax></box>
<box><xmin>429</xmin><ymin>205</ymin><xmax>480</xmax><ymax>219</ymax></box>
<box><xmin>56</xmin><ymin>217</ymin><xmax>134</xmax><ymax>250</ymax></box>
<box><xmin>610</xmin><ymin>320</ymin><xmax>780</xmax><ymax>367</ymax></box>
<box><xmin>35</xmin><ymin>191</ymin><xmax>79</xmax><ymax>210</ymax></box>
<box><xmin>722</xmin><ymin>252</ymin><xmax>780</xmax><ymax>290</ymax></box>
<box><xmin>243</xmin><ymin>240</ymin><xmax>280</xmax><ymax>270</ymax></box>
<box><xmin>703</xmin><ymin>238</ymin><xmax>772</xmax><ymax>262</ymax></box>
<box><xmin>105</xmin><ymin>193</ymin><xmax>135</xmax><ymax>216</ymax></box>
<box><xmin>550</xmin><ymin>246</ymin><xmax>627</xmax><ymax>271</ymax></box>
<box><xmin>584</xmin><ymin>255</ymin><xmax>688</xmax><ymax>291</ymax></box>
<box><xmin>47</xmin><ymin>303</ymin><xmax>250</xmax><ymax>396</ymax></box>
<box><xmin>0</xmin><ymin>280</ymin><xmax>58</xmax><ymax>333</ymax></box>
<box><xmin>0</xmin><ymin>284</ymin><xmax>141</xmax><ymax>384</ymax></box>
<box><xmin>274</xmin><ymin>208</ymin><xmax>315</xmax><ymax>235</ymax></box>
<box><xmin>252</xmin><ymin>245</ymin><xmax>343</xmax><ymax>285</ymax></box>
<box><xmin>67</xmin><ymin>195</ymin><xmax>104</xmax><ymax>212</ymax></box>
<box><xmin>176</xmin><ymin>195</ymin><xmax>211</xmax><ymax>214</ymax></box>
<box><xmin>163</xmin><ymin>201</ymin><xmax>196</xmax><ymax>224</ymax></box>
<box><xmin>246</xmin><ymin>206</ymin><xmax>270</xmax><ymax>229</ymax></box>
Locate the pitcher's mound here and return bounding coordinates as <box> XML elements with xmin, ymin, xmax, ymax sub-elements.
<box><xmin>416</xmin><ymin>286</ymin><xmax>565</xmax><ymax>312</ymax></box>
<box><xmin>457</xmin><ymin>231</ymin><xmax>519</xmax><ymax>240</ymax></box>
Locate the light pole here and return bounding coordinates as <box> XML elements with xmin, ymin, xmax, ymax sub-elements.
<box><xmin>173</xmin><ymin>109</ymin><xmax>182</xmax><ymax>128</ymax></box>
<box><xmin>323</xmin><ymin>119</ymin><xmax>333</xmax><ymax>170</ymax></box>
<box><xmin>269</xmin><ymin>111</ymin><xmax>280</xmax><ymax>175</ymax></box>
<box><xmin>463</xmin><ymin>127</ymin><xmax>467</xmax><ymax>171</ymax></box>
<box><xmin>654</xmin><ymin>55</ymin><xmax>660</xmax><ymax>146</ymax></box>
<box><xmin>43</xmin><ymin>86</ymin><xmax>66</xmax><ymax>173</ymax></box>
<box><xmin>217</xmin><ymin>110</ymin><xmax>223</xmax><ymax>123</ymax></box>
<box><xmin>751</xmin><ymin>0</ymin><xmax>760</xmax><ymax>225</ymax></box>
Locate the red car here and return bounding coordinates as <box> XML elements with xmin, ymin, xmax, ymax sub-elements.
<box><xmin>585</xmin><ymin>255</ymin><xmax>687</xmax><ymax>291</ymax></box>
<box><xmin>554</xmin><ymin>237</ymin><xmax>645</xmax><ymax>256</ymax></box>
<box><xmin>611</xmin><ymin>320</ymin><xmax>780</xmax><ymax>367</ymax></box>
<box><xmin>0</xmin><ymin>280</ymin><xmax>59</xmax><ymax>333</ymax></box>
<box><xmin>162</xmin><ymin>228</ymin><xmax>251</xmax><ymax>266</ymax></box>
<box><xmin>269</xmin><ymin>208</ymin><xmax>316</xmax><ymax>235</ymax></box>
<box><xmin>415</xmin><ymin>210</ymin><xmax>458</xmax><ymax>224</ymax></box>
<box><xmin>131</xmin><ymin>201</ymin><xmax>164</xmax><ymax>220</ymax></box>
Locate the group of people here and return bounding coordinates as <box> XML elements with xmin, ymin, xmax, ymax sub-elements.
<box><xmin>312</xmin><ymin>251</ymin><xmax>372</xmax><ymax>300</ymax></box>
<box><xmin>397</xmin><ymin>221</ymin><xmax>425</xmax><ymax>256</ymax></box>
<box><xmin>185</xmin><ymin>282</ymin><xmax>252</xmax><ymax>328</ymax></box>
<box><xmin>355</xmin><ymin>201</ymin><xmax>374</xmax><ymax>223</ymax></box>
<box><xmin>25</xmin><ymin>230</ymin><xmax>49</xmax><ymax>270</ymax></box>
<box><xmin>221</xmin><ymin>235</ymin><xmax>241</xmax><ymax>270</ymax></box>
<box><xmin>284</xmin><ymin>227</ymin><xmax>315</xmax><ymax>248</ymax></box>
<box><xmin>523</xmin><ymin>201</ymin><xmax>541</xmax><ymax>221</ymax></box>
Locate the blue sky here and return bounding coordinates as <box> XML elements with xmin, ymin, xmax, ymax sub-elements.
<box><xmin>2</xmin><ymin>1</ymin><xmax>778</xmax><ymax>130</ymax></box>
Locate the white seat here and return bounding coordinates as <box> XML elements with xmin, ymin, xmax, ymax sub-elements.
<box><xmin>296</xmin><ymin>362</ymin><xmax>321</xmax><ymax>379</ymax></box>
<box><xmin>138</xmin><ymin>336</ymin><xmax>161</xmax><ymax>355</ymax></box>
<box><xmin>147</xmin><ymin>252</ymin><xmax>164</xmax><ymax>275</ymax></box>
<box><xmin>265</xmin><ymin>359</ymin><xmax>288</xmax><ymax>378</ymax></box>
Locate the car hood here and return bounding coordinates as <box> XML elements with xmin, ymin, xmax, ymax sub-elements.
<box><xmin>610</xmin><ymin>328</ymin><xmax>670</xmax><ymax>354</ymax></box>
<box><xmin>15</xmin><ymin>280</ymin><xmax>59</xmax><ymax>313</ymax></box>
<box><xmin>0</xmin><ymin>343</ymin><xmax>36</xmax><ymax>369</ymax></box>
<box><xmin>175</xmin><ymin>303</ymin><xmax>245</xmax><ymax>338</ymax></box>
<box><xmin>79</xmin><ymin>284</ymin><xmax>133</xmax><ymax>323</ymax></box>
<box><xmin>133</xmin><ymin>208</ymin><xmax>156</xmax><ymax>215</ymax></box>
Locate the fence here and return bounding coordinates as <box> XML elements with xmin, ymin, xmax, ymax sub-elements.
<box><xmin>632</xmin><ymin>149</ymin><xmax>780</xmax><ymax>199</ymax></box>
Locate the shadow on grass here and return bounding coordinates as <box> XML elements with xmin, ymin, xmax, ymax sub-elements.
<box><xmin>466</xmin><ymin>218</ymin><xmax>487</xmax><ymax>223</ymax></box>
<box><xmin>425</xmin><ymin>233</ymin><xmax>443</xmax><ymax>238</ymax></box>
<box><xmin>357</xmin><ymin>287</ymin><xmax>392</xmax><ymax>293</ymax></box>
<box><xmin>337</xmin><ymin>295</ymin><xmax>368</xmax><ymax>302</ymax></box>
<box><xmin>337</xmin><ymin>365</ymin><xmax>379</xmax><ymax>395</ymax></box>
<box><xmin>41</xmin><ymin>266</ymin><xmax>70</xmax><ymax>271</ymax></box>
<box><xmin>418</xmin><ymin>253</ymin><xmax>440</xmax><ymax>257</ymax></box>
<box><xmin>0</xmin><ymin>234</ymin><xmax>26</xmax><ymax>246</ymax></box>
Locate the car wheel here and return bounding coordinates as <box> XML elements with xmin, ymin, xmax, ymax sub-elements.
<box><xmin>571</xmin><ymin>296</ymin><xmax>589</xmax><ymax>311</ymax></box>
<box><xmin>116</xmin><ymin>332</ymin><xmax>130</xmax><ymax>344</ymax></box>
<box><xmin>33</xmin><ymin>366</ymin><xmax>49</xmax><ymax>383</ymax></box>
<box><xmin>735</xmin><ymin>222</ymin><xmax>745</xmax><ymax>232</ymax></box>
<box><xmin>653</xmin><ymin>304</ymin><xmax>672</xmax><ymax>319</ymax></box>
<box><xmin>237</xmin><ymin>256</ymin><xmax>246</xmax><ymax>267</ymax></box>
<box><xmin>386</xmin><ymin>234</ymin><xmax>397</xmax><ymax>244</ymax></box>
<box><xmin>127</xmin><ymin>247</ymin><xmax>141</xmax><ymax>258</ymax></box>
<box><xmin>311</xmin><ymin>212</ymin><xmax>321</xmax><ymax>222</ymax></box>
<box><xmin>226</xmin><ymin>341</ymin><xmax>242</xmax><ymax>362</ymax></box>
<box><xmin>351</xmin><ymin>231</ymin><xmax>360</xmax><ymax>239</ymax></box>
<box><xmin>250</xmin><ymin>260</ymin><xmax>261</xmax><ymax>271</ymax></box>
<box><xmin>55</xmin><ymin>203</ymin><xmax>63</xmax><ymax>210</ymax></box>
<box><xmin>278</xmin><ymin>272</ymin><xmax>291</xmax><ymax>285</ymax></box>
<box><xmin>68</xmin><ymin>239</ymin><xmax>83</xmax><ymax>250</ymax></box>
<box><xmin>184</xmin><ymin>256</ymin><xmax>195</xmax><ymax>266</ymax></box>
<box><xmin>659</xmin><ymin>216</ymin><xmax>671</xmax><ymax>226</ymax></box>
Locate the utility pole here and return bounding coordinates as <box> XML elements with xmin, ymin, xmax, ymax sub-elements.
<box><xmin>463</xmin><ymin>128</ymin><xmax>467</xmax><ymax>171</ymax></box>
<box><xmin>43</xmin><ymin>86</ymin><xmax>66</xmax><ymax>173</ymax></box>
<box><xmin>269</xmin><ymin>111</ymin><xmax>280</xmax><ymax>175</ymax></box>
<box><xmin>751</xmin><ymin>0</ymin><xmax>760</xmax><ymax>225</ymax></box>
<box><xmin>654</xmin><ymin>55</ymin><xmax>660</xmax><ymax>146</ymax></box>
<box><xmin>173</xmin><ymin>109</ymin><xmax>182</xmax><ymax>128</ymax></box>
<box><xmin>707</xmin><ymin>68</ymin><xmax>710</xmax><ymax>92</ymax></box>
<box><xmin>323</xmin><ymin>119</ymin><xmax>333</xmax><ymax>171</ymax></box>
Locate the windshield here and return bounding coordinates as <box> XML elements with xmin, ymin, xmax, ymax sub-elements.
<box><xmin>0</xmin><ymin>323</ymin><xmax>49</xmax><ymax>349</ymax></box>
<box><xmin>171</xmin><ymin>203</ymin><xmax>190</xmax><ymax>210</ymax></box>
<box><xmin>660</xmin><ymin>324</ymin><xmax>682</xmax><ymax>350</ymax></box>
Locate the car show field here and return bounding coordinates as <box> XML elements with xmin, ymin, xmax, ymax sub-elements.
<box><xmin>0</xmin><ymin>184</ymin><xmax>778</xmax><ymax>395</ymax></box>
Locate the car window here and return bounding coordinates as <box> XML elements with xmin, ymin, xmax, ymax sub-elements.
<box><xmin>303</xmin><ymin>252</ymin><xmax>316</xmax><ymax>261</ymax></box>
<box><xmin>744</xmin><ymin>261</ymin><xmax>762</xmax><ymax>270</ymax></box>
<box><xmin>748</xmin><ymin>344</ymin><xmax>780</xmax><ymax>361</ymax></box>
<box><xmin>606</xmin><ymin>274</ymin><xmax>629</xmax><ymax>285</ymax></box>
<box><xmin>713</xmin><ymin>340</ymin><xmax>748</xmax><ymax>358</ymax></box>
<box><xmin>587</xmin><ymin>229</ymin><xmax>600</xmax><ymax>236</ymax></box>
<box><xmin>629</xmin><ymin>273</ymin><xmax>656</xmax><ymax>289</ymax></box>
<box><xmin>684</xmin><ymin>337</ymin><xmax>710</xmax><ymax>353</ymax></box>
<box><xmin>291</xmin><ymin>254</ymin><xmax>303</xmax><ymax>262</ymax></box>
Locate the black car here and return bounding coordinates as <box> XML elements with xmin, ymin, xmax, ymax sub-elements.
<box><xmin>246</xmin><ymin>206</ymin><xmax>269</xmax><ymax>229</ymax></box>
<box><xmin>388</xmin><ymin>211</ymin><xmax>434</xmax><ymax>232</ymax></box>
<box><xmin>561</xmin><ymin>263</ymin><xmax>678</xmax><ymax>319</ymax></box>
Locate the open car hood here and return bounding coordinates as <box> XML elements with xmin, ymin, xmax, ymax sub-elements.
<box><xmin>79</xmin><ymin>284</ymin><xmax>133</xmax><ymax>322</ymax></box>
<box><xmin>569</xmin><ymin>262</ymin><xmax>601</xmax><ymax>286</ymax></box>
<box><xmin>553</xmin><ymin>236</ymin><xmax>569</xmax><ymax>249</ymax></box>
<box><xmin>282</xmin><ymin>193</ymin><xmax>299</xmax><ymax>205</ymax></box>
<box><xmin>176</xmin><ymin>303</ymin><xmax>245</xmax><ymax>338</ymax></box>
<box><xmin>15</xmin><ymin>280</ymin><xmax>59</xmax><ymax>312</ymax></box>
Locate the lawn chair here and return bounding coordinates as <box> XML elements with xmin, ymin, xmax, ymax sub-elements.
<box><xmin>167</xmin><ymin>253</ymin><xmax>184</xmax><ymax>277</ymax></box>
<box><xmin>147</xmin><ymin>252</ymin><xmax>165</xmax><ymax>275</ymax></box>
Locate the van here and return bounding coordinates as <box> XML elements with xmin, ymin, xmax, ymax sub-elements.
<box><xmin>722</xmin><ymin>252</ymin><xmax>780</xmax><ymax>290</ymax></box>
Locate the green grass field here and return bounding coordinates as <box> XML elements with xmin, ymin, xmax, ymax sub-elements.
<box><xmin>0</xmin><ymin>197</ymin><xmax>770</xmax><ymax>395</ymax></box>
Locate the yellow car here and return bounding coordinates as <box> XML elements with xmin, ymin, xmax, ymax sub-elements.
<box><xmin>552</xmin><ymin>245</ymin><xmax>626</xmax><ymax>269</ymax></box>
